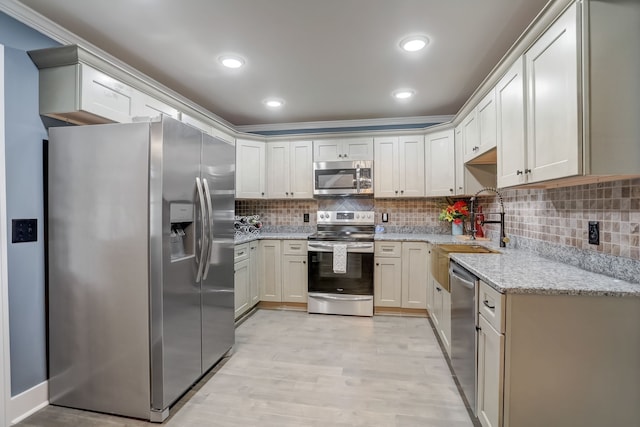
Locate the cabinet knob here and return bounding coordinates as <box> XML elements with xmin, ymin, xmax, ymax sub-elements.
<box><xmin>343</xmin><ymin>153</ymin><xmax>348</xmax><ymax>158</ymax></box>
<box><xmin>303</xmin><ymin>260</ymin><xmax>306</xmax><ymax>264</ymax></box>
<box><xmin>449</xmin><ymin>188</ymin><xmax>453</xmax><ymax>192</ymax></box>
<box><xmin>516</xmin><ymin>170</ymin><xmax>523</xmax><ymax>175</ymax></box>
<box><xmin>400</xmin><ymin>190</ymin><xmax>404</xmax><ymax>194</ymax></box>
<box><xmin>338</xmin><ymin>154</ymin><xmax>343</xmax><ymax>158</ymax></box>
<box><xmin>285</xmin><ymin>192</ymin><xmax>289</xmax><ymax>196</ymax></box>
<box><xmin>376</xmin><ymin>263</ymin><xmax>380</xmax><ymax>266</ymax></box>
<box><xmin>261</xmin><ymin>192</ymin><xmax>265</xmax><ymax>196</ymax></box>
<box><xmin>525</xmin><ymin>168</ymin><xmax>532</xmax><ymax>174</ymax></box>
<box><xmin>473</xmin><ymin>146</ymin><xmax>479</xmax><ymax>151</ymax></box>
<box><xmin>395</xmin><ymin>190</ymin><xmax>398</xmax><ymax>194</ymax></box>
<box><xmin>458</xmin><ymin>186</ymin><xmax>463</xmax><ymax>190</ymax></box>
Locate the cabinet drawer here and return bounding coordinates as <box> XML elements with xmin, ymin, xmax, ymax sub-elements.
<box><xmin>234</xmin><ymin>243</ymin><xmax>250</xmax><ymax>263</ymax></box>
<box><xmin>374</xmin><ymin>241</ymin><xmax>401</xmax><ymax>257</ymax></box>
<box><xmin>478</xmin><ymin>280</ymin><xmax>505</xmax><ymax>333</ymax></box>
<box><xmin>283</xmin><ymin>240</ymin><xmax>307</xmax><ymax>255</ymax></box>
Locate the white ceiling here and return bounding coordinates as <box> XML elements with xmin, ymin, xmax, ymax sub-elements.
<box><xmin>18</xmin><ymin>0</ymin><xmax>550</xmax><ymax>127</ymax></box>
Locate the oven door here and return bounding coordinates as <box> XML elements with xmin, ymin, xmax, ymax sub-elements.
<box><xmin>307</xmin><ymin>241</ymin><xmax>374</xmax><ymax>295</ymax></box>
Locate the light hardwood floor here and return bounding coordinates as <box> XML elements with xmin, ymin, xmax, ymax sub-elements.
<box><xmin>18</xmin><ymin>310</ymin><xmax>475</xmax><ymax>426</ymax></box>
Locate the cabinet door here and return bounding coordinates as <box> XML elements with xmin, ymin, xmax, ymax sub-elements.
<box><xmin>425</xmin><ymin>129</ymin><xmax>455</xmax><ymax>196</ymax></box>
<box><xmin>497</xmin><ymin>57</ymin><xmax>527</xmax><ymax>188</ymax></box>
<box><xmin>431</xmin><ymin>280</ymin><xmax>443</xmax><ymax>327</ymax></box>
<box><xmin>462</xmin><ymin>110</ymin><xmax>479</xmax><ymax>162</ymax></box>
<box><xmin>313</xmin><ymin>139</ymin><xmax>341</xmax><ymax>161</ymax></box>
<box><xmin>525</xmin><ymin>3</ymin><xmax>580</xmax><ymax>183</ymax></box>
<box><xmin>266</xmin><ymin>142</ymin><xmax>290</xmax><ymax>198</ymax></box>
<box><xmin>234</xmin><ymin>258</ymin><xmax>250</xmax><ymax>319</ymax></box>
<box><xmin>440</xmin><ymin>288</ymin><xmax>451</xmax><ymax>356</ymax></box>
<box><xmin>343</xmin><ymin>137</ymin><xmax>374</xmax><ymax>160</ymax></box>
<box><xmin>454</xmin><ymin>126</ymin><xmax>465</xmax><ymax>195</ymax></box>
<box><xmin>477</xmin><ymin>89</ymin><xmax>497</xmax><ymax>156</ymax></box>
<box><xmin>374</xmin><ymin>257</ymin><xmax>402</xmax><ymax>307</ymax></box>
<box><xmin>477</xmin><ymin>314</ymin><xmax>505</xmax><ymax>427</ymax></box>
<box><xmin>258</xmin><ymin>240</ymin><xmax>282</xmax><ymax>301</ymax></box>
<box><xmin>80</xmin><ymin>64</ymin><xmax>134</xmax><ymax>123</ymax></box>
<box><xmin>282</xmin><ymin>255</ymin><xmax>308</xmax><ymax>303</ymax></box>
<box><xmin>401</xmin><ymin>242</ymin><xmax>428</xmax><ymax>309</ymax></box>
<box><xmin>132</xmin><ymin>92</ymin><xmax>179</xmax><ymax>120</ymax></box>
<box><xmin>289</xmin><ymin>140</ymin><xmax>313</xmax><ymax>199</ymax></box>
<box><xmin>398</xmin><ymin>135</ymin><xmax>425</xmax><ymax>197</ymax></box>
<box><xmin>374</xmin><ymin>136</ymin><xmax>399</xmax><ymax>198</ymax></box>
<box><xmin>249</xmin><ymin>241</ymin><xmax>259</xmax><ymax>306</ymax></box>
<box><xmin>236</xmin><ymin>139</ymin><xmax>266</xmax><ymax>198</ymax></box>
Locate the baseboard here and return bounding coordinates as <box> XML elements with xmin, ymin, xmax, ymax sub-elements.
<box><xmin>9</xmin><ymin>381</ymin><xmax>48</xmax><ymax>425</ymax></box>
<box><xmin>374</xmin><ymin>307</ymin><xmax>428</xmax><ymax>317</ymax></box>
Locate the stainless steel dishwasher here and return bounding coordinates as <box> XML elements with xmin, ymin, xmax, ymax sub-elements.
<box><xmin>449</xmin><ymin>260</ymin><xmax>479</xmax><ymax>415</ymax></box>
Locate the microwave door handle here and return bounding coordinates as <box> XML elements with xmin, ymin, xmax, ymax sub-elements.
<box><xmin>356</xmin><ymin>164</ymin><xmax>361</xmax><ymax>194</ymax></box>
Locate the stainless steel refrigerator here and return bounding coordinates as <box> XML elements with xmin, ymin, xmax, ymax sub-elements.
<box><xmin>46</xmin><ymin>117</ymin><xmax>235</xmax><ymax>422</ymax></box>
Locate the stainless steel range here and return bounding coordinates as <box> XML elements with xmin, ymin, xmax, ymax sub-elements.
<box><xmin>307</xmin><ymin>210</ymin><xmax>375</xmax><ymax>316</ymax></box>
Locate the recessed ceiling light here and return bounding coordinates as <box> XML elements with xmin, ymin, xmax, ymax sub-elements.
<box><xmin>264</xmin><ymin>98</ymin><xmax>285</xmax><ymax>108</ymax></box>
<box><xmin>393</xmin><ymin>90</ymin><xmax>415</xmax><ymax>100</ymax></box>
<box><xmin>219</xmin><ymin>55</ymin><xmax>245</xmax><ymax>69</ymax></box>
<box><xmin>400</xmin><ymin>36</ymin><xmax>429</xmax><ymax>52</ymax></box>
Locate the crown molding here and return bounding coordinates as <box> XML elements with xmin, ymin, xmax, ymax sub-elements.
<box><xmin>236</xmin><ymin>115</ymin><xmax>454</xmax><ymax>134</ymax></box>
<box><xmin>0</xmin><ymin>0</ymin><xmax>236</xmax><ymax>132</ymax></box>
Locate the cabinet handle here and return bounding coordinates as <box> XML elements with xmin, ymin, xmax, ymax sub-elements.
<box><xmin>524</xmin><ymin>168</ymin><xmax>532</xmax><ymax>174</ymax></box>
<box><xmin>376</xmin><ymin>263</ymin><xmax>380</xmax><ymax>266</ymax></box>
<box><xmin>483</xmin><ymin>300</ymin><xmax>496</xmax><ymax>310</ymax></box>
<box><xmin>261</xmin><ymin>192</ymin><xmax>265</xmax><ymax>196</ymax></box>
<box><xmin>475</xmin><ymin>325</ymin><xmax>482</xmax><ymax>332</ymax></box>
<box><xmin>449</xmin><ymin>188</ymin><xmax>453</xmax><ymax>192</ymax></box>
<box><xmin>395</xmin><ymin>190</ymin><xmax>398</xmax><ymax>194</ymax></box>
<box><xmin>303</xmin><ymin>260</ymin><xmax>306</xmax><ymax>264</ymax></box>
<box><xmin>516</xmin><ymin>170</ymin><xmax>523</xmax><ymax>175</ymax></box>
<box><xmin>338</xmin><ymin>154</ymin><xmax>343</xmax><ymax>158</ymax></box>
<box><xmin>473</xmin><ymin>146</ymin><xmax>479</xmax><ymax>151</ymax></box>
<box><xmin>285</xmin><ymin>192</ymin><xmax>289</xmax><ymax>196</ymax></box>
<box><xmin>343</xmin><ymin>153</ymin><xmax>348</xmax><ymax>158</ymax></box>
<box><xmin>400</xmin><ymin>190</ymin><xmax>404</xmax><ymax>194</ymax></box>
<box><xmin>458</xmin><ymin>186</ymin><xmax>463</xmax><ymax>190</ymax></box>
<box><xmin>436</xmin><ymin>287</ymin><xmax>442</xmax><ymax>292</ymax></box>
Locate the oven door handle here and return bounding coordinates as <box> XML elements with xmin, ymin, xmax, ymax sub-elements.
<box><xmin>309</xmin><ymin>294</ymin><xmax>373</xmax><ymax>302</ymax></box>
<box><xmin>307</xmin><ymin>242</ymin><xmax>374</xmax><ymax>253</ymax></box>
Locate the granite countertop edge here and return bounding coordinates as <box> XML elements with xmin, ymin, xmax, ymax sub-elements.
<box><xmin>235</xmin><ymin>232</ymin><xmax>640</xmax><ymax>297</ymax></box>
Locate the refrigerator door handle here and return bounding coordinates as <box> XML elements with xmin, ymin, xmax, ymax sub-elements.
<box><xmin>201</xmin><ymin>178</ymin><xmax>214</xmax><ymax>280</ymax></box>
<box><xmin>195</xmin><ymin>176</ymin><xmax>208</xmax><ymax>282</ymax></box>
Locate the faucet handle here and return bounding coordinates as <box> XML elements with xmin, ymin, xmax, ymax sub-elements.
<box><xmin>502</xmin><ymin>236</ymin><xmax>510</xmax><ymax>244</ymax></box>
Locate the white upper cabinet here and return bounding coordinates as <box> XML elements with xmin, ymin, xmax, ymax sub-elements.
<box><xmin>524</xmin><ymin>2</ymin><xmax>580</xmax><ymax>184</ymax></box>
<box><xmin>236</xmin><ymin>139</ymin><xmax>266</xmax><ymax>199</ymax></box>
<box><xmin>496</xmin><ymin>57</ymin><xmax>527</xmax><ymax>188</ymax></box>
<box><xmin>461</xmin><ymin>110</ymin><xmax>479</xmax><ymax>162</ymax></box>
<box><xmin>132</xmin><ymin>92</ymin><xmax>179</xmax><ymax>120</ymax></box>
<box><xmin>313</xmin><ymin>137</ymin><xmax>373</xmax><ymax>161</ymax></box>
<box><xmin>374</xmin><ymin>135</ymin><xmax>425</xmax><ymax>198</ymax></box>
<box><xmin>425</xmin><ymin>129</ymin><xmax>455</xmax><ymax>197</ymax></box>
<box><xmin>266</xmin><ymin>140</ymin><xmax>313</xmax><ymax>199</ymax></box>
<box><xmin>477</xmin><ymin>89</ymin><xmax>497</xmax><ymax>156</ymax></box>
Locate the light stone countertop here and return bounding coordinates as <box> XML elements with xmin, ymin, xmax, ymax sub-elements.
<box><xmin>235</xmin><ymin>231</ymin><xmax>640</xmax><ymax>297</ymax></box>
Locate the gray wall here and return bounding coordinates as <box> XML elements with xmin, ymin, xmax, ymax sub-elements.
<box><xmin>1</xmin><ymin>12</ymin><xmax>59</xmax><ymax>396</ymax></box>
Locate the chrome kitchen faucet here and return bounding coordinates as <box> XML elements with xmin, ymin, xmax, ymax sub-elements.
<box><xmin>469</xmin><ymin>187</ymin><xmax>509</xmax><ymax>247</ymax></box>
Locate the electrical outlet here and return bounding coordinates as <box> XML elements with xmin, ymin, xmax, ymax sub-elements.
<box><xmin>382</xmin><ymin>213</ymin><xmax>389</xmax><ymax>223</ymax></box>
<box><xmin>588</xmin><ymin>221</ymin><xmax>600</xmax><ymax>245</ymax></box>
<box><xmin>303</xmin><ymin>213</ymin><xmax>309</xmax><ymax>223</ymax></box>
<box><xmin>12</xmin><ymin>219</ymin><xmax>37</xmax><ymax>243</ymax></box>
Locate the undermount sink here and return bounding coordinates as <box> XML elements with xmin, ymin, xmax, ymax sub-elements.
<box><xmin>436</xmin><ymin>244</ymin><xmax>500</xmax><ymax>254</ymax></box>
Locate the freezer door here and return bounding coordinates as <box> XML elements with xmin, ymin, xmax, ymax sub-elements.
<box><xmin>48</xmin><ymin>123</ymin><xmax>151</xmax><ymax>420</ymax></box>
<box><xmin>150</xmin><ymin>118</ymin><xmax>203</xmax><ymax>411</ymax></box>
<box><xmin>200</xmin><ymin>134</ymin><xmax>235</xmax><ymax>371</ymax></box>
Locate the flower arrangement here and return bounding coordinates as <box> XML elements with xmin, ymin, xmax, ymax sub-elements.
<box><xmin>438</xmin><ymin>200</ymin><xmax>469</xmax><ymax>224</ymax></box>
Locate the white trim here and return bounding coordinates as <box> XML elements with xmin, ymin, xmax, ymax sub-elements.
<box><xmin>236</xmin><ymin>115</ymin><xmax>454</xmax><ymax>133</ymax></box>
<box><xmin>7</xmin><ymin>381</ymin><xmax>48</xmax><ymax>425</ymax></box>
<box><xmin>0</xmin><ymin>42</ymin><xmax>10</xmax><ymax>427</ymax></box>
<box><xmin>0</xmin><ymin>0</ymin><xmax>236</xmax><ymax>133</ymax></box>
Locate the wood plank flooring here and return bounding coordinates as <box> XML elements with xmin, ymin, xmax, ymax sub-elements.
<box><xmin>17</xmin><ymin>310</ymin><xmax>475</xmax><ymax>426</ymax></box>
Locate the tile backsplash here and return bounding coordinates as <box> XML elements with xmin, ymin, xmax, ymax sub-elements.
<box><xmin>236</xmin><ymin>178</ymin><xmax>640</xmax><ymax>261</ymax></box>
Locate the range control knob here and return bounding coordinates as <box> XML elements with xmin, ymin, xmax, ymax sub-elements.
<box><xmin>356</xmin><ymin>213</ymin><xmax>361</xmax><ymax>219</ymax></box>
<box><xmin>319</xmin><ymin>213</ymin><xmax>325</xmax><ymax>219</ymax></box>
<box><xmin>367</xmin><ymin>213</ymin><xmax>372</xmax><ymax>219</ymax></box>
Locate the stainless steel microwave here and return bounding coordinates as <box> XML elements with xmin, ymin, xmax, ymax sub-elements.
<box><xmin>313</xmin><ymin>160</ymin><xmax>373</xmax><ymax>196</ymax></box>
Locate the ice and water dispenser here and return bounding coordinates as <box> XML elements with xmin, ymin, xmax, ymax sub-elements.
<box><xmin>169</xmin><ymin>203</ymin><xmax>194</xmax><ymax>260</ymax></box>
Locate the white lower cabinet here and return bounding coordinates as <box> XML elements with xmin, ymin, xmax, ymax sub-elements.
<box><xmin>401</xmin><ymin>242</ymin><xmax>429</xmax><ymax>309</ymax></box>
<box><xmin>248</xmin><ymin>241</ymin><xmax>259</xmax><ymax>306</ymax></box>
<box><xmin>477</xmin><ymin>314</ymin><xmax>504</xmax><ymax>427</ymax></box>
<box><xmin>374</xmin><ymin>242</ymin><xmax>428</xmax><ymax>310</ymax></box>
<box><xmin>234</xmin><ymin>243</ymin><xmax>252</xmax><ymax>319</ymax></box>
<box><xmin>258</xmin><ymin>240</ymin><xmax>282</xmax><ymax>301</ymax></box>
<box><xmin>282</xmin><ymin>240</ymin><xmax>308</xmax><ymax>303</ymax></box>
<box><xmin>431</xmin><ymin>282</ymin><xmax>451</xmax><ymax>355</ymax></box>
<box><xmin>258</xmin><ymin>239</ymin><xmax>308</xmax><ymax>303</ymax></box>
